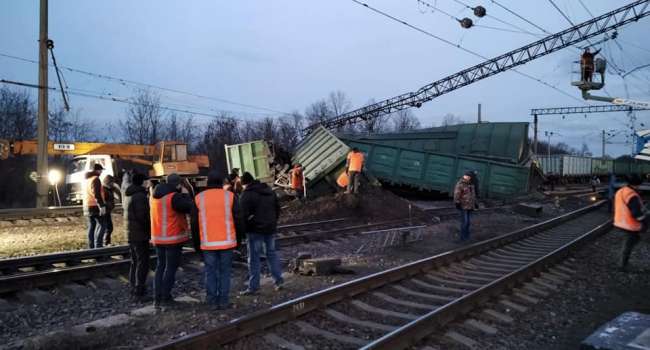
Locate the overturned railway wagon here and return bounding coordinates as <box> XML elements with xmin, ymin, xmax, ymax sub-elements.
<box><xmin>294</xmin><ymin>126</ymin><xmax>530</xmax><ymax>199</ymax></box>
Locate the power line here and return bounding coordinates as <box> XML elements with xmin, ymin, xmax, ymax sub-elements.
<box><xmin>578</xmin><ymin>0</ymin><xmax>596</xmax><ymax>18</ymax></box>
<box><xmin>547</xmin><ymin>0</ymin><xmax>576</xmax><ymax>26</ymax></box>
<box><xmin>447</xmin><ymin>0</ymin><xmax>539</xmax><ymax>36</ymax></box>
<box><xmin>488</xmin><ymin>0</ymin><xmax>549</xmax><ymax>34</ymax></box>
<box><xmin>350</xmin><ymin>0</ymin><xmax>584</xmax><ymax>103</ymax></box>
<box><xmin>0</xmin><ymin>52</ymin><xmax>291</xmax><ymax>116</ymax></box>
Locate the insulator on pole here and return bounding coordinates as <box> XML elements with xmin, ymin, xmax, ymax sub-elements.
<box><xmin>460</xmin><ymin>17</ymin><xmax>473</xmax><ymax>29</ymax></box>
<box><xmin>473</xmin><ymin>6</ymin><xmax>486</xmax><ymax>18</ymax></box>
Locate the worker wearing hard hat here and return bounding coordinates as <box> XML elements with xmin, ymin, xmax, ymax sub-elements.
<box><xmin>614</xmin><ymin>174</ymin><xmax>647</xmax><ymax>271</ymax></box>
<box><xmin>345</xmin><ymin>148</ymin><xmax>365</xmax><ymax>194</ymax></box>
<box><xmin>289</xmin><ymin>163</ymin><xmax>305</xmax><ymax>200</ymax></box>
<box><xmin>150</xmin><ymin>173</ymin><xmax>194</xmax><ymax>309</ymax></box>
<box><xmin>581</xmin><ymin>47</ymin><xmax>601</xmax><ymax>83</ymax></box>
<box><xmin>84</xmin><ymin>163</ymin><xmax>107</xmax><ymax>249</ymax></box>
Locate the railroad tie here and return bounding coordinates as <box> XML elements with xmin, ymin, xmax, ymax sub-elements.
<box><xmin>295</xmin><ymin>320</ymin><xmax>366</xmax><ymax>346</ymax></box>
<box><xmin>554</xmin><ymin>264</ymin><xmax>577</xmax><ymax>275</ymax></box>
<box><xmin>391</xmin><ymin>284</ymin><xmax>453</xmax><ymax>304</ymax></box>
<box><xmin>444</xmin><ymin>330</ymin><xmax>479</xmax><ymax>349</ymax></box>
<box><xmin>263</xmin><ymin>333</ymin><xmax>305</xmax><ymax>350</ymax></box>
<box><xmin>371</xmin><ymin>291</ymin><xmax>437</xmax><ymax>311</ymax></box>
<box><xmin>349</xmin><ymin>300</ymin><xmax>419</xmax><ymax>320</ymax></box>
<box><xmin>410</xmin><ymin>278</ymin><xmax>467</xmax><ymax>296</ymax></box>
<box><xmin>498</xmin><ymin>298</ymin><xmax>528</xmax><ymax>313</ymax></box>
<box><xmin>481</xmin><ymin>309</ymin><xmax>514</xmax><ymax>324</ymax></box>
<box><xmin>463</xmin><ymin>319</ymin><xmax>498</xmax><ymax>335</ymax></box>
<box><xmin>324</xmin><ymin>309</ymin><xmax>396</xmax><ymax>332</ymax></box>
<box><xmin>512</xmin><ymin>291</ymin><xmax>540</xmax><ymax>304</ymax></box>
<box><xmin>521</xmin><ymin>283</ymin><xmax>550</xmax><ymax>297</ymax></box>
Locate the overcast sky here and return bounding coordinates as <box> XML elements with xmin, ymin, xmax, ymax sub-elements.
<box><xmin>1</xmin><ymin>0</ymin><xmax>649</xmax><ymax>156</ymax></box>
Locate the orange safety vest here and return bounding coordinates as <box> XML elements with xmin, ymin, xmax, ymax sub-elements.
<box><xmin>150</xmin><ymin>193</ymin><xmax>190</xmax><ymax>245</ymax></box>
<box><xmin>614</xmin><ymin>186</ymin><xmax>644</xmax><ymax>232</ymax></box>
<box><xmin>291</xmin><ymin>166</ymin><xmax>303</xmax><ymax>190</ymax></box>
<box><xmin>84</xmin><ymin>176</ymin><xmax>104</xmax><ymax>207</ymax></box>
<box><xmin>347</xmin><ymin>151</ymin><xmax>364</xmax><ymax>172</ymax></box>
<box><xmin>195</xmin><ymin>189</ymin><xmax>237</xmax><ymax>250</ymax></box>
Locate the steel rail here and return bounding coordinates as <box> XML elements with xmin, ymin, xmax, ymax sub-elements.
<box><xmin>149</xmin><ymin>201</ymin><xmax>604</xmax><ymax>350</ymax></box>
<box><xmin>362</xmin><ymin>219</ymin><xmax>612</xmax><ymax>349</ymax></box>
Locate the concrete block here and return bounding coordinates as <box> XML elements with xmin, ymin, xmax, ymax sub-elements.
<box><xmin>299</xmin><ymin>258</ymin><xmax>342</xmax><ymax>275</ymax></box>
<box><xmin>58</xmin><ymin>283</ymin><xmax>92</xmax><ymax>298</ymax></box>
<box><xmin>131</xmin><ymin>305</ymin><xmax>157</xmax><ymax>317</ymax></box>
<box><xmin>55</xmin><ymin>217</ymin><xmax>69</xmax><ymax>223</ymax></box>
<box><xmin>17</xmin><ymin>289</ymin><xmax>55</xmax><ymax>304</ymax></box>
<box><xmin>175</xmin><ymin>295</ymin><xmax>200</xmax><ymax>304</ymax></box>
<box><xmin>582</xmin><ymin>312</ymin><xmax>650</xmax><ymax>350</ymax></box>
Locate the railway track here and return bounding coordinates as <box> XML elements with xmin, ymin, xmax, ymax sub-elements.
<box><xmin>0</xmin><ymin>204</ymin><xmax>122</xmax><ymax>226</ymax></box>
<box><xmin>0</xmin><ymin>218</ymin><xmax>423</xmax><ymax>295</ymax></box>
<box><xmin>149</xmin><ymin>201</ymin><xmax>610</xmax><ymax>350</ymax></box>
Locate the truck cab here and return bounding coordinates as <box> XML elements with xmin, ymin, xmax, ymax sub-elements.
<box><xmin>65</xmin><ymin>155</ymin><xmax>114</xmax><ymax>204</ymax></box>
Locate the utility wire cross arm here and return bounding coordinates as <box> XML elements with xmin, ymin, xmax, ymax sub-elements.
<box><xmin>531</xmin><ymin>104</ymin><xmax>650</xmax><ymax>115</ymax></box>
<box><xmin>309</xmin><ymin>0</ymin><xmax>650</xmax><ymax>132</ymax></box>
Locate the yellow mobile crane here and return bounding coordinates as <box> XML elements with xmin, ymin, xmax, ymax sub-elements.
<box><xmin>0</xmin><ymin>139</ymin><xmax>209</xmax><ymax>203</ymax></box>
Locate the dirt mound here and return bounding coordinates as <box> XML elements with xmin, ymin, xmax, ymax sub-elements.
<box><xmin>280</xmin><ymin>186</ymin><xmax>424</xmax><ymax>224</ymax></box>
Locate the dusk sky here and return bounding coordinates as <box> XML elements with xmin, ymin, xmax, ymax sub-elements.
<box><xmin>1</xmin><ymin>1</ymin><xmax>649</xmax><ymax>156</ymax></box>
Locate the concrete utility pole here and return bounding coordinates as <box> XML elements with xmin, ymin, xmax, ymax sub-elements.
<box><xmin>36</xmin><ymin>0</ymin><xmax>49</xmax><ymax>208</ymax></box>
<box><xmin>477</xmin><ymin>103</ymin><xmax>482</xmax><ymax>123</ymax></box>
<box><xmin>533</xmin><ymin>114</ymin><xmax>538</xmax><ymax>155</ymax></box>
<box><xmin>602</xmin><ymin>129</ymin><xmax>606</xmax><ymax>158</ymax></box>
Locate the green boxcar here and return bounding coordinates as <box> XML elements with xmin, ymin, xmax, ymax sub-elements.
<box><xmin>344</xmin><ymin>122</ymin><xmax>529</xmax><ymax>165</ymax></box>
<box><xmin>224</xmin><ymin>141</ymin><xmax>274</xmax><ymax>184</ymax></box>
<box><xmin>591</xmin><ymin>158</ymin><xmax>614</xmax><ymax>175</ymax></box>
<box><xmin>342</xmin><ymin>138</ymin><xmax>530</xmax><ymax>198</ymax></box>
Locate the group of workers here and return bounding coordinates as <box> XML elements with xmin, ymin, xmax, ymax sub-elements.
<box><xmin>83</xmin><ymin>166</ymin><xmax>284</xmax><ymax>309</ymax></box>
<box><xmin>83</xmin><ymin>163</ymin><xmax>120</xmax><ymax>248</ymax></box>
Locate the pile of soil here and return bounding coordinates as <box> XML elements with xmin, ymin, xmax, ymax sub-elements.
<box><xmin>280</xmin><ymin>186</ymin><xmax>425</xmax><ymax>223</ymax></box>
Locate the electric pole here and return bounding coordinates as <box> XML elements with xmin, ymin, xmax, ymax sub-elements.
<box><xmin>602</xmin><ymin>129</ymin><xmax>606</xmax><ymax>158</ymax></box>
<box><xmin>477</xmin><ymin>103</ymin><xmax>482</xmax><ymax>123</ymax></box>
<box><xmin>36</xmin><ymin>0</ymin><xmax>49</xmax><ymax>208</ymax></box>
<box><xmin>533</xmin><ymin>114</ymin><xmax>538</xmax><ymax>155</ymax></box>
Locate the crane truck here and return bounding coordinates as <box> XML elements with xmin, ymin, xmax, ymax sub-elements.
<box><xmin>0</xmin><ymin>140</ymin><xmax>209</xmax><ymax>204</ymax></box>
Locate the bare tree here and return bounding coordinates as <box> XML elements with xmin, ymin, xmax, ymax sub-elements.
<box><xmin>277</xmin><ymin>112</ymin><xmax>304</xmax><ymax>152</ymax></box>
<box><xmin>355</xmin><ymin>98</ymin><xmax>390</xmax><ymax>134</ymax></box>
<box><xmin>328</xmin><ymin>90</ymin><xmax>352</xmax><ymax>117</ymax></box>
<box><xmin>166</xmin><ymin>113</ymin><xmax>195</xmax><ymax>146</ymax></box>
<box><xmin>305</xmin><ymin>100</ymin><xmax>333</xmax><ymax>126</ymax></box>
<box><xmin>49</xmin><ymin>107</ymin><xmax>93</xmax><ymax>142</ymax></box>
<box><xmin>121</xmin><ymin>89</ymin><xmax>166</xmax><ymax>144</ymax></box>
<box><xmin>196</xmin><ymin>116</ymin><xmax>241</xmax><ymax>175</ymax></box>
<box><xmin>441</xmin><ymin>113</ymin><xmax>465</xmax><ymax>126</ymax></box>
<box><xmin>0</xmin><ymin>87</ymin><xmax>36</xmax><ymax>140</ymax></box>
<box><xmin>391</xmin><ymin>109</ymin><xmax>421</xmax><ymax>131</ymax></box>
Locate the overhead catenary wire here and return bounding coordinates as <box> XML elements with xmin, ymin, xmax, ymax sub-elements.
<box><xmin>350</xmin><ymin>0</ymin><xmax>584</xmax><ymax>103</ymax></box>
<box><xmin>446</xmin><ymin>0</ymin><xmax>539</xmax><ymax>36</ymax></box>
<box><xmin>0</xmin><ymin>52</ymin><xmax>291</xmax><ymax>116</ymax></box>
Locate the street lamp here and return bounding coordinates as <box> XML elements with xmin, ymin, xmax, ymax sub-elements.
<box><xmin>48</xmin><ymin>169</ymin><xmax>63</xmax><ymax>206</ymax></box>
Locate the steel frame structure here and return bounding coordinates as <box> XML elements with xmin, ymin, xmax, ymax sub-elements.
<box><xmin>308</xmin><ymin>0</ymin><xmax>650</xmax><ymax>132</ymax></box>
<box><xmin>531</xmin><ymin>104</ymin><xmax>650</xmax><ymax>115</ymax></box>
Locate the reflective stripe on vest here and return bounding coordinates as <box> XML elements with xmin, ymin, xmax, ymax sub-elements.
<box><xmin>150</xmin><ymin>193</ymin><xmax>189</xmax><ymax>245</ymax></box>
<box><xmin>614</xmin><ymin>186</ymin><xmax>643</xmax><ymax>232</ymax></box>
<box><xmin>347</xmin><ymin>152</ymin><xmax>364</xmax><ymax>172</ymax></box>
<box><xmin>195</xmin><ymin>189</ymin><xmax>236</xmax><ymax>250</ymax></box>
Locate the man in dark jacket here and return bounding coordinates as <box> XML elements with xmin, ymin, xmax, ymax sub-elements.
<box><xmin>102</xmin><ymin>175</ymin><xmax>121</xmax><ymax>245</ymax></box>
<box><xmin>239</xmin><ymin>172</ymin><xmax>283</xmax><ymax>295</ymax></box>
<box><xmin>124</xmin><ymin>172</ymin><xmax>151</xmax><ymax>299</ymax></box>
<box><xmin>150</xmin><ymin>173</ymin><xmax>194</xmax><ymax>308</ymax></box>
<box><xmin>84</xmin><ymin>163</ymin><xmax>107</xmax><ymax>249</ymax></box>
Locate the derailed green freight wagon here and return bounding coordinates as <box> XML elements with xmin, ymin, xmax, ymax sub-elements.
<box><xmin>346</xmin><ymin>122</ymin><xmax>529</xmax><ymax>164</ymax></box>
<box><xmin>591</xmin><ymin>158</ymin><xmax>614</xmax><ymax>175</ymax></box>
<box><xmin>340</xmin><ymin>138</ymin><xmax>529</xmax><ymax>198</ymax></box>
<box><xmin>225</xmin><ymin>141</ymin><xmax>274</xmax><ymax>184</ymax></box>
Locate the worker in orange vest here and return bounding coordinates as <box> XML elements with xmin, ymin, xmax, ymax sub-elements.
<box><xmin>345</xmin><ymin>147</ymin><xmax>364</xmax><ymax>194</ymax></box>
<box><xmin>150</xmin><ymin>173</ymin><xmax>194</xmax><ymax>308</ymax></box>
<box><xmin>191</xmin><ymin>172</ymin><xmax>241</xmax><ymax>309</ymax></box>
<box><xmin>289</xmin><ymin>163</ymin><xmax>305</xmax><ymax>200</ymax></box>
<box><xmin>83</xmin><ymin>163</ymin><xmax>107</xmax><ymax>249</ymax></box>
<box><xmin>614</xmin><ymin>174</ymin><xmax>647</xmax><ymax>271</ymax></box>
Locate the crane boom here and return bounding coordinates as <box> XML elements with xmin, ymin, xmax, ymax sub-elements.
<box><xmin>0</xmin><ymin>140</ymin><xmax>156</xmax><ymax>158</ymax></box>
<box><xmin>309</xmin><ymin>0</ymin><xmax>650</xmax><ymax>132</ymax></box>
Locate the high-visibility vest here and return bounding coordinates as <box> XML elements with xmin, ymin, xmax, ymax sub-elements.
<box><xmin>194</xmin><ymin>189</ymin><xmax>237</xmax><ymax>250</ymax></box>
<box><xmin>291</xmin><ymin>166</ymin><xmax>303</xmax><ymax>190</ymax></box>
<box><xmin>150</xmin><ymin>193</ymin><xmax>189</xmax><ymax>245</ymax></box>
<box><xmin>347</xmin><ymin>151</ymin><xmax>364</xmax><ymax>172</ymax></box>
<box><xmin>614</xmin><ymin>186</ymin><xmax>644</xmax><ymax>232</ymax></box>
<box><xmin>84</xmin><ymin>176</ymin><xmax>104</xmax><ymax>207</ymax></box>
